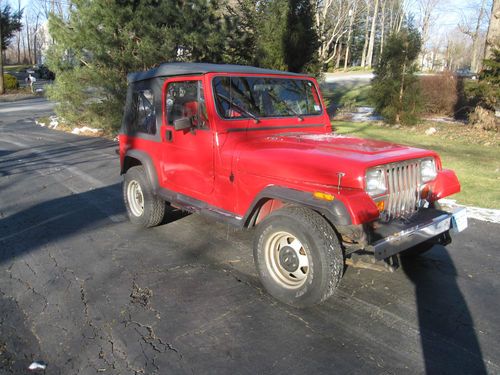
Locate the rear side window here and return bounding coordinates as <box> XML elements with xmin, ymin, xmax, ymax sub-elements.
<box><xmin>132</xmin><ymin>89</ymin><xmax>156</xmax><ymax>135</ymax></box>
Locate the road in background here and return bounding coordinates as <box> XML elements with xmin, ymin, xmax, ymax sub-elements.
<box><xmin>1</xmin><ymin>99</ymin><xmax>499</xmax><ymax>374</ymax></box>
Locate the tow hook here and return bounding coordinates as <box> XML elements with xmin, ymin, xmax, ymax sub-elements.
<box><xmin>345</xmin><ymin>253</ymin><xmax>399</xmax><ymax>273</ymax></box>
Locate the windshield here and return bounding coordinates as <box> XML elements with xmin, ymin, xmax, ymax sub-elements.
<box><xmin>213</xmin><ymin>76</ymin><xmax>322</xmax><ymax>120</ymax></box>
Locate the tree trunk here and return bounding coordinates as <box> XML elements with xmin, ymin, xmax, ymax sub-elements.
<box><xmin>397</xmin><ymin>50</ymin><xmax>408</xmax><ymax>124</ymax></box>
<box><xmin>471</xmin><ymin>0</ymin><xmax>487</xmax><ymax>72</ymax></box>
<box><xmin>366</xmin><ymin>0</ymin><xmax>379</xmax><ymax>68</ymax></box>
<box><xmin>17</xmin><ymin>0</ymin><xmax>21</xmax><ymax>64</ymax></box>
<box><xmin>34</xmin><ymin>33</ymin><xmax>37</xmax><ymax>65</ymax></box>
<box><xmin>21</xmin><ymin>30</ymin><xmax>27</xmax><ymax>63</ymax></box>
<box><xmin>484</xmin><ymin>0</ymin><xmax>500</xmax><ymax>60</ymax></box>
<box><xmin>16</xmin><ymin>34</ymin><xmax>21</xmax><ymax>64</ymax></box>
<box><xmin>379</xmin><ymin>0</ymin><xmax>386</xmax><ymax>63</ymax></box>
<box><xmin>343</xmin><ymin>6</ymin><xmax>356</xmax><ymax>71</ymax></box>
<box><xmin>361</xmin><ymin>0</ymin><xmax>371</xmax><ymax>67</ymax></box>
<box><xmin>26</xmin><ymin>25</ymin><xmax>32</xmax><ymax>64</ymax></box>
<box><xmin>335</xmin><ymin>42</ymin><xmax>343</xmax><ymax>69</ymax></box>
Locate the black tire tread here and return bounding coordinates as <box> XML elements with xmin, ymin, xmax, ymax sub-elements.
<box><xmin>255</xmin><ymin>206</ymin><xmax>343</xmax><ymax>307</ymax></box>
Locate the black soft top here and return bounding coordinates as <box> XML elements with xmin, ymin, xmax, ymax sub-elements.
<box><xmin>127</xmin><ymin>62</ymin><xmax>304</xmax><ymax>83</ymax></box>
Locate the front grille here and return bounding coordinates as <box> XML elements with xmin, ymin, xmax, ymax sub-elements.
<box><xmin>383</xmin><ymin>160</ymin><xmax>421</xmax><ymax>220</ymax></box>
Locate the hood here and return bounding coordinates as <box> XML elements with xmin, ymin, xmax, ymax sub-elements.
<box><xmin>234</xmin><ymin>132</ymin><xmax>438</xmax><ymax>190</ymax></box>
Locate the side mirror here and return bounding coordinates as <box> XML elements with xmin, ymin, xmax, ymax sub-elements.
<box><xmin>173</xmin><ymin>117</ymin><xmax>192</xmax><ymax>131</ymax></box>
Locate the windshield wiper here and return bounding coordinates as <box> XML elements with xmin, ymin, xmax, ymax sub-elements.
<box><xmin>216</xmin><ymin>93</ymin><xmax>260</xmax><ymax>123</ymax></box>
<box><xmin>267</xmin><ymin>91</ymin><xmax>304</xmax><ymax>121</ymax></box>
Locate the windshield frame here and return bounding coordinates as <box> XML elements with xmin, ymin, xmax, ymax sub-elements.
<box><xmin>210</xmin><ymin>74</ymin><xmax>324</xmax><ymax>122</ymax></box>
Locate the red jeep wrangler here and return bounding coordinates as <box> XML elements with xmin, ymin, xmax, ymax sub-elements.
<box><xmin>119</xmin><ymin>63</ymin><xmax>467</xmax><ymax>307</ymax></box>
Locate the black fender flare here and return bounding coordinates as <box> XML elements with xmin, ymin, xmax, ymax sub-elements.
<box><xmin>121</xmin><ymin>150</ymin><xmax>160</xmax><ymax>193</ymax></box>
<box><xmin>243</xmin><ymin>186</ymin><xmax>352</xmax><ymax>227</ymax></box>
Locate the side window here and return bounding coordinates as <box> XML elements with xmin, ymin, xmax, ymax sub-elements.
<box><xmin>134</xmin><ymin>89</ymin><xmax>156</xmax><ymax>135</ymax></box>
<box><xmin>166</xmin><ymin>80</ymin><xmax>208</xmax><ymax>129</ymax></box>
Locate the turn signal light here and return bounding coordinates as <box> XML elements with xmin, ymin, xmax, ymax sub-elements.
<box><xmin>313</xmin><ymin>192</ymin><xmax>335</xmax><ymax>201</ymax></box>
<box><xmin>376</xmin><ymin>200</ymin><xmax>385</xmax><ymax>212</ymax></box>
<box><xmin>421</xmin><ymin>186</ymin><xmax>430</xmax><ymax>199</ymax></box>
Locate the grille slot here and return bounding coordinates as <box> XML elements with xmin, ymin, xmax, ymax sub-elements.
<box><xmin>384</xmin><ymin>160</ymin><xmax>421</xmax><ymax>220</ymax></box>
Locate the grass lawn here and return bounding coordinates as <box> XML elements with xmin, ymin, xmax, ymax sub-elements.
<box><xmin>321</xmin><ymin>82</ymin><xmax>373</xmax><ymax>111</ymax></box>
<box><xmin>333</xmin><ymin>121</ymin><xmax>500</xmax><ymax>209</ymax></box>
<box><xmin>3</xmin><ymin>65</ymin><xmax>31</xmax><ymax>73</ymax></box>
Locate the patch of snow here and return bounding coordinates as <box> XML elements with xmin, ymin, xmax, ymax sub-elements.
<box><xmin>426</xmin><ymin>116</ymin><xmax>466</xmax><ymax>124</ymax></box>
<box><xmin>49</xmin><ymin>117</ymin><xmax>59</xmax><ymax>129</ymax></box>
<box><xmin>28</xmin><ymin>361</ymin><xmax>47</xmax><ymax>371</ymax></box>
<box><xmin>439</xmin><ymin>199</ymin><xmax>500</xmax><ymax>224</ymax></box>
<box><xmin>323</xmin><ymin>73</ymin><xmax>374</xmax><ymax>83</ymax></box>
<box><xmin>349</xmin><ymin>107</ymin><xmax>382</xmax><ymax>122</ymax></box>
<box><xmin>425</xmin><ymin>127</ymin><xmax>437</xmax><ymax>135</ymax></box>
<box><xmin>71</xmin><ymin>126</ymin><xmax>102</xmax><ymax>135</ymax></box>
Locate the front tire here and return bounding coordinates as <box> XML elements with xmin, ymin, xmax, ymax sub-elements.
<box><xmin>254</xmin><ymin>206</ymin><xmax>344</xmax><ymax>308</ymax></box>
<box><xmin>123</xmin><ymin>166</ymin><xmax>165</xmax><ymax>227</ymax></box>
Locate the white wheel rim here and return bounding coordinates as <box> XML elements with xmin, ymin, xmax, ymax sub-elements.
<box><xmin>127</xmin><ymin>180</ymin><xmax>144</xmax><ymax>217</ymax></box>
<box><xmin>264</xmin><ymin>231</ymin><xmax>310</xmax><ymax>289</ymax></box>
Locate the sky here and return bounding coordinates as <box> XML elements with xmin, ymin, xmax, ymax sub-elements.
<box><xmin>8</xmin><ymin>0</ymin><xmax>494</xmax><ymax>35</ymax></box>
<box><xmin>409</xmin><ymin>0</ymin><xmax>492</xmax><ymax>35</ymax></box>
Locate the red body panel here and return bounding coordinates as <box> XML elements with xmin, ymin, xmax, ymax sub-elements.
<box><xmin>120</xmin><ymin>72</ymin><xmax>460</xmax><ymax>226</ymax></box>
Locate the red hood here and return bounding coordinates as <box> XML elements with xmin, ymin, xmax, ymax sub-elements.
<box><xmin>234</xmin><ymin>132</ymin><xmax>439</xmax><ymax>190</ymax></box>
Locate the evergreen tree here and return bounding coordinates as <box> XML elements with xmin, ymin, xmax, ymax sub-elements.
<box><xmin>283</xmin><ymin>0</ymin><xmax>318</xmax><ymax>73</ymax></box>
<box><xmin>466</xmin><ymin>48</ymin><xmax>500</xmax><ymax>111</ymax></box>
<box><xmin>227</xmin><ymin>0</ymin><xmax>318</xmax><ymax>73</ymax></box>
<box><xmin>256</xmin><ymin>0</ymin><xmax>289</xmax><ymax>71</ymax></box>
<box><xmin>47</xmin><ymin>0</ymin><xmax>226</xmax><ymax>132</ymax></box>
<box><xmin>1</xmin><ymin>5</ymin><xmax>23</xmax><ymax>94</ymax></box>
<box><xmin>370</xmin><ymin>25</ymin><xmax>422</xmax><ymax>125</ymax></box>
<box><xmin>223</xmin><ymin>0</ymin><xmax>259</xmax><ymax>65</ymax></box>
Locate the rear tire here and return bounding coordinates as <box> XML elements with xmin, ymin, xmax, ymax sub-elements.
<box><xmin>254</xmin><ymin>206</ymin><xmax>344</xmax><ymax>308</ymax></box>
<box><xmin>123</xmin><ymin>166</ymin><xmax>165</xmax><ymax>227</ymax></box>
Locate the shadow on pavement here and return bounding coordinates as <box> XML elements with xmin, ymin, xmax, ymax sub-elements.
<box><xmin>0</xmin><ymin>184</ymin><xmax>123</xmax><ymax>264</ymax></box>
<box><xmin>401</xmin><ymin>247</ymin><xmax>487</xmax><ymax>374</ymax></box>
<box><xmin>0</xmin><ymin>138</ymin><xmax>115</xmax><ymax>178</ymax></box>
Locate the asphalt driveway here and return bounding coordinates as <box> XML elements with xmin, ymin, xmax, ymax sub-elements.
<box><xmin>0</xmin><ymin>99</ymin><xmax>499</xmax><ymax>374</ymax></box>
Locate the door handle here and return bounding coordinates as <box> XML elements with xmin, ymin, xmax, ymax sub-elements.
<box><xmin>165</xmin><ymin>129</ymin><xmax>173</xmax><ymax>142</ymax></box>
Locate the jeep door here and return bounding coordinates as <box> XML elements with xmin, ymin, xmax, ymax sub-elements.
<box><xmin>160</xmin><ymin>76</ymin><xmax>214</xmax><ymax>196</ymax></box>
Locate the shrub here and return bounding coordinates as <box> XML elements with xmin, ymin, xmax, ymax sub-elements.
<box><xmin>370</xmin><ymin>25</ymin><xmax>422</xmax><ymax>125</ymax></box>
<box><xmin>3</xmin><ymin>73</ymin><xmax>19</xmax><ymax>90</ymax></box>
<box><xmin>419</xmin><ymin>72</ymin><xmax>458</xmax><ymax>116</ymax></box>
<box><xmin>468</xmin><ymin>106</ymin><xmax>498</xmax><ymax>132</ymax></box>
<box><xmin>464</xmin><ymin>49</ymin><xmax>500</xmax><ymax>112</ymax></box>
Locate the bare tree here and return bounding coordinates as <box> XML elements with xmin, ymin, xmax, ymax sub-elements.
<box><xmin>417</xmin><ymin>0</ymin><xmax>441</xmax><ymax>69</ymax></box>
<box><xmin>360</xmin><ymin>0</ymin><xmax>371</xmax><ymax>66</ymax></box>
<box><xmin>379</xmin><ymin>0</ymin><xmax>386</xmax><ymax>61</ymax></box>
<box><xmin>459</xmin><ymin>0</ymin><xmax>489</xmax><ymax>72</ymax></box>
<box><xmin>366</xmin><ymin>0</ymin><xmax>379</xmax><ymax>68</ymax></box>
<box><xmin>445</xmin><ymin>29</ymin><xmax>473</xmax><ymax>70</ymax></box>
<box><xmin>484</xmin><ymin>0</ymin><xmax>500</xmax><ymax>60</ymax></box>
<box><xmin>315</xmin><ymin>0</ymin><xmax>351</xmax><ymax>66</ymax></box>
<box><xmin>343</xmin><ymin>0</ymin><xmax>363</xmax><ymax>70</ymax></box>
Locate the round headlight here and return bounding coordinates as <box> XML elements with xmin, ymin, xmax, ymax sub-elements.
<box><xmin>421</xmin><ymin>158</ymin><xmax>437</xmax><ymax>183</ymax></box>
<box><xmin>366</xmin><ymin>168</ymin><xmax>387</xmax><ymax>196</ymax></box>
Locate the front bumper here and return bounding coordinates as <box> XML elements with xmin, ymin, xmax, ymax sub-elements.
<box><xmin>368</xmin><ymin>207</ymin><xmax>467</xmax><ymax>260</ymax></box>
